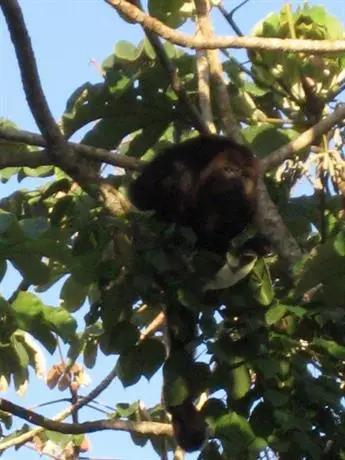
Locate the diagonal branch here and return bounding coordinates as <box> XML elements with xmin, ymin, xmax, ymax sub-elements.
<box><xmin>256</xmin><ymin>105</ymin><xmax>345</xmax><ymax>263</ymax></box>
<box><xmin>262</xmin><ymin>104</ymin><xmax>345</xmax><ymax>172</ymax></box>
<box><xmin>1</xmin><ymin>0</ymin><xmax>76</xmax><ymax>169</ymax></box>
<box><xmin>105</xmin><ymin>0</ymin><xmax>345</xmax><ymax>54</ymax></box>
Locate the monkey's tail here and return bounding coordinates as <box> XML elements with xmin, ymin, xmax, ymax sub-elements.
<box><xmin>168</xmin><ymin>399</ymin><xmax>207</xmax><ymax>452</ymax></box>
<box><xmin>163</xmin><ymin>302</ymin><xmax>207</xmax><ymax>452</ymax></box>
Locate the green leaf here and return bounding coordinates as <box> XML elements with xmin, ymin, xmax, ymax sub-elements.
<box><xmin>11</xmin><ymin>335</ymin><xmax>30</xmax><ymax>368</ymax></box>
<box><xmin>19</xmin><ymin>217</ymin><xmax>49</xmax><ymax>238</ymax></box>
<box><xmin>163</xmin><ymin>374</ymin><xmax>189</xmax><ymax>407</ymax></box>
<box><xmin>0</xmin><ymin>211</ymin><xmax>16</xmax><ymax>234</ymax></box>
<box><xmin>255</xmin><ymin>359</ymin><xmax>281</xmax><ymax>380</ymax></box>
<box><xmin>148</xmin><ymin>0</ymin><xmax>190</xmax><ymax>28</ymax></box>
<box><xmin>60</xmin><ymin>276</ymin><xmax>88</xmax><ymax>312</ymax></box>
<box><xmin>20</xmin><ymin>166</ymin><xmax>53</xmax><ymax>178</ymax></box>
<box><xmin>67</xmin><ymin>335</ymin><xmax>84</xmax><ymax>362</ymax></box>
<box><xmin>116</xmin><ymin>347</ymin><xmax>142</xmax><ymax>387</ymax></box>
<box><xmin>83</xmin><ymin>339</ymin><xmax>98</xmax><ymax>369</ymax></box>
<box><xmin>215</xmin><ymin>412</ymin><xmax>256</xmax><ymax>449</ymax></box>
<box><xmin>313</xmin><ymin>338</ymin><xmax>345</xmax><ymax>359</ymax></box>
<box><xmin>0</xmin><ymin>167</ymin><xmax>20</xmax><ymax>182</ymax></box>
<box><xmin>12</xmin><ymin>292</ymin><xmax>77</xmax><ymax>346</ymax></box>
<box><xmin>296</xmin><ymin>238</ymin><xmax>345</xmax><ymax>295</ymax></box>
<box><xmin>228</xmin><ymin>359</ymin><xmax>251</xmax><ymax>400</ymax></box>
<box><xmin>115</xmin><ymin>41</ymin><xmax>140</xmax><ymax>61</ymax></box>
<box><xmin>243</xmin><ymin>124</ymin><xmax>297</xmax><ymax>158</ymax></box>
<box><xmin>274</xmin><ymin>409</ymin><xmax>310</xmax><ymax>431</ymax></box>
<box><xmin>13</xmin><ymin>366</ymin><xmax>28</xmax><ymax>393</ymax></box>
<box><xmin>115</xmin><ymin>401</ymin><xmax>139</xmax><ymax>417</ymax></box>
<box><xmin>250</xmin><ymin>259</ymin><xmax>274</xmax><ymax>306</ymax></box>
<box><xmin>62</xmin><ymin>82</ymin><xmax>109</xmax><ymax>138</ymax></box>
<box><xmin>10</xmin><ymin>253</ymin><xmax>50</xmax><ymax>285</ymax></box>
<box><xmin>334</xmin><ymin>230</ymin><xmax>345</xmax><ymax>256</ymax></box>
<box><xmin>137</xmin><ymin>339</ymin><xmax>165</xmax><ymax>380</ymax></box>
<box><xmin>50</xmin><ymin>196</ymin><xmax>75</xmax><ymax>227</ymax></box>
<box><xmin>265</xmin><ymin>304</ymin><xmax>287</xmax><ymax>325</ymax></box>
<box><xmin>105</xmin><ymin>321</ymin><xmax>139</xmax><ymax>354</ymax></box>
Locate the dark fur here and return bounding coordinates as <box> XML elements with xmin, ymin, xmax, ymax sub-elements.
<box><xmin>129</xmin><ymin>135</ymin><xmax>259</xmax><ymax>451</ymax></box>
<box><xmin>130</xmin><ymin>135</ymin><xmax>258</xmax><ymax>254</ymax></box>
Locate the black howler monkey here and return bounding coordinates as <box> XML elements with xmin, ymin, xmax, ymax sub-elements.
<box><xmin>129</xmin><ymin>134</ymin><xmax>259</xmax><ymax>452</ymax></box>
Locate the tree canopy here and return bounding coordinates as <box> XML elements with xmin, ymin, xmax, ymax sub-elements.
<box><xmin>1</xmin><ymin>1</ymin><xmax>345</xmax><ymax>459</ymax></box>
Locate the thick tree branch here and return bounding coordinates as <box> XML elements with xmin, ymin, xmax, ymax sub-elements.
<box><xmin>262</xmin><ymin>104</ymin><xmax>345</xmax><ymax>172</ymax></box>
<box><xmin>255</xmin><ymin>179</ymin><xmax>302</xmax><ymax>263</ymax></box>
<box><xmin>105</xmin><ymin>0</ymin><xmax>345</xmax><ymax>54</ymax></box>
<box><xmin>0</xmin><ymin>0</ymin><xmax>76</xmax><ymax>169</ymax></box>
<box><xmin>0</xmin><ymin>397</ymin><xmax>172</xmax><ymax>437</ymax></box>
<box><xmin>0</xmin><ymin>126</ymin><xmax>142</xmax><ymax>171</ymax></box>
<box><xmin>255</xmin><ymin>105</ymin><xmax>345</xmax><ymax>263</ymax></box>
<box><xmin>1</xmin><ymin>0</ymin><xmax>139</xmax><ymax>217</ymax></box>
<box><xmin>194</xmin><ymin>1</ymin><xmax>215</xmax><ymax>133</ymax></box>
<box><xmin>194</xmin><ymin>0</ymin><xmax>241</xmax><ymax>142</ymax></box>
<box><xmin>3</xmin><ymin>102</ymin><xmax>343</xmax><ymax>176</ymax></box>
<box><xmin>0</xmin><ymin>148</ymin><xmax>45</xmax><ymax>169</ymax></box>
<box><xmin>195</xmin><ymin>48</ymin><xmax>215</xmax><ymax>132</ymax></box>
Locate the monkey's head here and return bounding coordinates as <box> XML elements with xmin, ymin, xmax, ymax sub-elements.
<box><xmin>195</xmin><ymin>143</ymin><xmax>259</xmax><ymax>200</ymax></box>
<box><xmin>129</xmin><ymin>135</ymin><xmax>259</xmax><ymax>254</ymax></box>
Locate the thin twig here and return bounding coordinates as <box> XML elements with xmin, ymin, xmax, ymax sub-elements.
<box><xmin>0</xmin><ymin>363</ymin><xmax>119</xmax><ymax>451</ymax></box>
<box><xmin>218</xmin><ymin>0</ymin><xmax>249</xmax><ymax>37</ymax></box>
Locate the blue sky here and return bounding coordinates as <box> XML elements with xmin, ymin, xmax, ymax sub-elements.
<box><xmin>1</xmin><ymin>1</ymin><xmax>345</xmax><ymax>459</ymax></box>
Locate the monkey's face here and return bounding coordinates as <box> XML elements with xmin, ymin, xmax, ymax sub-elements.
<box><xmin>197</xmin><ymin>151</ymin><xmax>258</xmax><ymax>202</ymax></box>
<box><xmin>192</xmin><ymin>151</ymin><xmax>259</xmax><ymax>253</ymax></box>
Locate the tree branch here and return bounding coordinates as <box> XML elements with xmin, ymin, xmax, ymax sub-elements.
<box><xmin>256</xmin><ymin>107</ymin><xmax>345</xmax><ymax>264</ymax></box>
<box><xmin>1</xmin><ymin>0</ymin><xmax>139</xmax><ymax>218</ymax></box>
<box><xmin>0</xmin><ymin>126</ymin><xmax>142</xmax><ymax>171</ymax></box>
<box><xmin>0</xmin><ymin>397</ymin><xmax>172</xmax><ymax>437</ymax></box>
<box><xmin>194</xmin><ymin>0</ymin><xmax>241</xmax><ymax>141</ymax></box>
<box><xmin>105</xmin><ymin>0</ymin><xmax>345</xmax><ymax>54</ymax></box>
<box><xmin>3</xmin><ymin>103</ymin><xmax>342</xmax><ymax>177</ymax></box>
<box><xmin>262</xmin><ymin>104</ymin><xmax>345</xmax><ymax>171</ymax></box>
<box><xmin>255</xmin><ymin>179</ymin><xmax>302</xmax><ymax>263</ymax></box>
<box><xmin>0</xmin><ymin>363</ymin><xmax>119</xmax><ymax>451</ymax></box>
<box><xmin>0</xmin><ymin>0</ymin><xmax>76</xmax><ymax>170</ymax></box>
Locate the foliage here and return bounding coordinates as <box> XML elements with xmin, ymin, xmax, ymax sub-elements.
<box><xmin>1</xmin><ymin>2</ymin><xmax>345</xmax><ymax>459</ymax></box>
